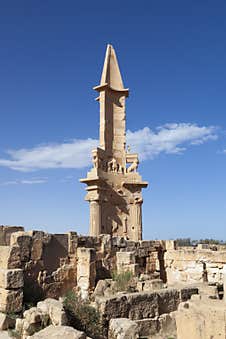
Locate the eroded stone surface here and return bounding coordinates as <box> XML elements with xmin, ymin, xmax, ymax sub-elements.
<box><xmin>0</xmin><ymin>288</ymin><xmax>23</xmax><ymax>313</ymax></box>
<box><xmin>29</xmin><ymin>325</ymin><xmax>86</xmax><ymax>339</ymax></box>
<box><xmin>175</xmin><ymin>295</ymin><xmax>226</xmax><ymax>339</ymax></box>
<box><xmin>0</xmin><ymin>246</ymin><xmax>21</xmax><ymax>269</ymax></box>
<box><xmin>0</xmin><ymin>312</ymin><xmax>15</xmax><ymax>330</ymax></box>
<box><xmin>0</xmin><ymin>269</ymin><xmax>23</xmax><ymax>289</ymax></box>
<box><xmin>109</xmin><ymin>318</ymin><xmax>139</xmax><ymax>339</ymax></box>
<box><xmin>37</xmin><ymin>298</ymin><xmax>67</xmax><ymax>326</ymax></box>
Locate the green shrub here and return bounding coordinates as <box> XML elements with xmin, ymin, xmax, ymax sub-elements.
<box><xmin>63</xmin><ymin>291</ymin><xmax>103</xmax><ymax>339</ymax></box>
<box><xmin>112</xmin><ymin>271</ymin><xmax>134</xmax><ymax>292</ymax></box>
<box><xmin>7</xmin><ymin>329</ymin><xmax>20</xmax><ymax>338</ymax></box>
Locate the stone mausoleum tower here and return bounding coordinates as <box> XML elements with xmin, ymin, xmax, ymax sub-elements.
<box><xmin>80</xmin><ymin>44</ymin><xmax>148</xmax><ymax>241</ymax></box>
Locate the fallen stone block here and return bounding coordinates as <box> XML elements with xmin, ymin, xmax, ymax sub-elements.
<box><xmin>0</xmin><ymin>226</ymin><xmax>24</xmax><ymax>246</ymax></box>
<box><xmin>0</xmin><ymin>312</ymin><xmax>16</xmax><ymax>330</ymax></box>
<box><xmin>0</xmin><ymin>331</ymin><xmax>11</xmax><ymax>338</ymax></box>
<box><xmin>0</xmin><ymin>269</ymin><xmax>23</xmax><ymax>289</ymax></box>
<box><xmin>10</xmin><ymin>232</ymin><xmax>32</xmax><ymax>261</ymax></box>
<box><xmin>0</xmin><ymin>288</ymin><xmax>23</xmax><ymax>313</ymax></box>
<box><xmin>37</xmin><ymin>298</ymin><xmax>67</xmax><ymax>326</ymax></box>
<box><xmin>180</xmin><ymin>287</ymin><xmax>199</xmax><ymax>302</ymax></box>
<box><xmin>135</xmin><ymin>318</ymin><xmax>158</xmax><ymax>336</ymax></box>
<box><xmin>158</xmin><ymin>289</ymin><xmax>180</xmax><ymax>314</ymax></box>
<box><xmin>19</xmin><ymin>307</ymin><xmax>45</xmax><ymax>337</ymax></box>
<box><xmin>158</xmin><ymin>312</ymin><xmax>177</xmax><ymax>337</ymax></box>
<box><xmin>127</xmin><ymin>292</ymin><xmax>159</xmax><ymax>319</ymax></box>
<box><xmin>0</xmin><ymin>246</ymin><xmax>21</xmax><ymax>269</ymax></box>
<box><xmin>29</xmin><ymin>325</ymin><xmax>86</xmax><ymax>338</ymax></box>
<box><xmin>109</xmin><ymin>318</ymin><xmax>139</xmax><ymax>339</ymax></box>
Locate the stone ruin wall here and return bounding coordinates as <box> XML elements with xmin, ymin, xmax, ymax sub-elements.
<box><xmin>164</xmin><ymin>240</ymin><xmax>226</xmax><ymax>286</ymax></box>
<box><xmin>2</xmin><ymin>225</ymin><xmax>226</xmax><ymax>316</ymax></box>
<box><xmin>0</xmin><ymin>225</ymin><xmax>164</xmax><ymax>313</ymax></box>
<box><xmin>2</xmin><ymin>226</ymin><xmax>226</xmax><ymax>338</ymax></box>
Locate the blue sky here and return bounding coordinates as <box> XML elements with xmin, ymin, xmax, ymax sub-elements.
<box><xmin>0</xmin><ymin>0</ymin><xmax>226</xmax><ymax>240</ymax></box>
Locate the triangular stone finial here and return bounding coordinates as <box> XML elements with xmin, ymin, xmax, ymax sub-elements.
<box><xmin>100</xmin><ymin>44</ymin><xmax>125</xmax><ymax>90</ymax></box>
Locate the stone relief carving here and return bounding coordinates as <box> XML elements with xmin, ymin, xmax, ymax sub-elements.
<box><xmin>127</xmin><ymin>159</ymin><xmax>139</xmax><ymax>173</ymax></box>
<box><xmin>92</xmin><ymin>153</ymin><xmax>99</xmax><ymax>169</ymax></box>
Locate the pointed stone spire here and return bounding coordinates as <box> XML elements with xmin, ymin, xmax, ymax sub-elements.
<box><xmin>100</xmin><ymin>44</ymin><xmax>124</xmax><ymax>90</ymax></box>
<box><xmin>94</xmin><ymin>44</ymin><xmax>129</xmax><ymax>95</ymax></box>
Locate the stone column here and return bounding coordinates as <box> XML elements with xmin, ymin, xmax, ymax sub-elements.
<box><xmin>77</xmin><ymin>248</ymin><xmax>96</xmax><ymax>300</ymax></box>
<box><xmin>89</xmin><ymin>200</ymin><xmax>101</xmax><ymax>237</ymax></box>
<box><xmin>130</xmin><ymin>202</ymin><xmax>142</xmax><ymax>242</ymax></box>
<box><xmin>135</xmin><ymin>202</ymin><xmax>142</xmax><ymax>241</ymax></box>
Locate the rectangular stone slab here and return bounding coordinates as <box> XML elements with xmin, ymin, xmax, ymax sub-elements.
<box><xmin>0</xmin><ymin>288</ymin><xmax>23</xmax><ymax>313</ymax></box>
<box><xmin>0</xmin><ymin>269</ymin><xmax>23</xmax><ymax>289</ymax></box>
<box><xmin>0</xmin><ymin>246</ymin><xmax>21</xmax><ymax>269</ymax></box>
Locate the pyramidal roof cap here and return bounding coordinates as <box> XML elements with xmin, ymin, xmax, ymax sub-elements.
<box><xmin>94</xmin><ymin>44</ymin><xmax>129</xmax><ymax>95</ymax></box>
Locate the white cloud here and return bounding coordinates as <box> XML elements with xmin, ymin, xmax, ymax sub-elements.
<box><xmin>0</xmin><ymin>138</ymin><xmax>98</xmax><ymax>172</ymax></box>
<box><xmin>127</xmin><ymin>123</ymin><xmax>218</xmax><ymax>160</ymax></box>
<box><xmin>0</xmin><ymin>123</ymin><xmax>218</xmax><ymax>172</ymax></box>
<box><xmin>0</xmin><ymin>178</ymin><xmax>47</xmax><ymax>185</ymax></box>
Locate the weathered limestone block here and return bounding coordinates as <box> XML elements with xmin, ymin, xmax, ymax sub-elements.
<box><xmin>15</xmin><ymin>298</ymin><xmax>68</xmax><ymax>337</ymax></box>
<box><xmin>37</xmin><ymin>298</ymin><xmax>67</xmax><ymax>326</ymax></box>
<box><xmin>175</xmin><ymin>297</ymin><xmax>226</xmax><ymax>339</ymax></box>
<box><xmin>29</xmin><ymin>231</ymin><xmax>52</xmax><ymax>261</ymax></box>
<box><xmin>97</xmin><ymin>292</ymin><xmax>159</xmax><ymax>326</ymax></box>
<box><xmin>98</xmin><ymin>295</ymin><xmax>131</xmax><ymax>322</ymax></box>
<box><xmin>127</xmin><ymin>292</ymin><xmax>159</xmax><ymax>319</ymax></box>
<box><xmin>29</xmin><ymin>325</ymin><xmax>86</xmax><ymax>338</ymax></box>
<box><xmin>139</xmin><ymin>240</ymin><xmax>156</xmax><ymax>248</ymax></box>
<box><xmin>136</xmin><ymin>318</ymin><xmax>159</xmax><ymax>337</ymax></box>
<box><xmin>109</xmin><ymin>318</ymin><xmax>139</xmax><ymax>339</ymax></box>
<box><xmin>165</xmin><ymin>240</ymin><xmax>177</xmax><ymax>250</ymax></box>
<box><xmin>116</xmin><ymin>252</ymin><xmax>138</xmax><ymax>275</ymax></box>
<box><xmin>77</xmin><ymin>247</ymin><xmax>96</xmax><ymax>299</ymax></box>
<box><xmin>20</xmin><ymin>307</ymin><xmax>45</xmax><ymax>337</ymax></box>
<box><xmin>165</xmin><ymin>247</ymin><xmax>226</xmax><ymax>285</ymax></box>
<box><xmin>158</xmin><ymin>312</ymin><xmax>177</xmax><ymax>338</ymax></box>
<box><xmin>0</xmin><ymin>312</ymin><xmax>16</xmax><ymax>330</ymax></box>
<box><xmin>117</xmin><ymin>252</ymin><xmax>135</xmax><ymax>264</ymax></box>
<box><xmin>180</xmin><ymin>287</ymin><xmax>198</xmax><ymax>302</ymax></box>
<box><xmin>93</xmin><ymin>279</ymin><xmax>112</xmax><ymax>298</ymax></box>
<box><xmin>158</xmin><ymin>289</ymin><xmax>180</xmax><ymax>314</ymax></box>
<box><xmin>68</xmin><ymin>232</ymin><xmax>78</xmax><ymax>254</ymax></box>
<box><xmin>0</xmin><ymin>246</ymin><xmax>21</xmax><ymax>269</ymax></box>
<box><xmin>136</xmin><ymin>313</ymin><xmax>177</xmax><ymax>338</ymax></box>
<box><xmin>0</xmin><ymin>226</ymin><xmax>24</xmax><ymax>246</ymax></box>
<box><xmin>10</xmin><ymin>232</ymin><xmax>32</xmax><ymax>262</ymax></box>
<box><xmin>0</xmin><ymin>288</ymin><xmax>23</xmax><ymax>313</ymax></box>
<box><xmin>15</xmin><ymin>318</ymin><xmax>23</xmax><ymax>335</ymax></box>
<box><xmin>0</xmin><ymin>269</ymin><xmax>23</xmax><ymax>289</ymax></box>
<box><xmin>112</xmin><ymin>237</ymin><xmax>127</xmax><ymax>248</ymax></box>
<box><xmin>77</xmin><ymin>236</ymin><xmax>98</xmax><ymax>249</ymax></box>
<box><xmin>31</xmin><ymin>239</ymin><xmax>43</xmax><ymax>261</ymax></box>
<box><xmin>137</xmin><ymin>279</ymin><xmax>163</xmax><ymax>292</ymax></box>
<box><xmin>0</xmin><ymin>331</ymin><xmax>11</xmax><ymax>338</ymax></box>
<box><xmin>52</xmin><ymin>263</ymin><xmax>76</xmax><ymax>289</ymax></box>
<box><xmin>100</xmin><ymin>234</ymin><xmax>112</xmax><ymax>253</ymax></box>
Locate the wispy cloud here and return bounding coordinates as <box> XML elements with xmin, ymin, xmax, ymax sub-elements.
<box><xmin>0</xmin><ymin>139</ymin><xmax>98</xmax><ymax>172</ymax></box>
<box><xmin>127</xmin><ymin>123</ymin><xmax>218</xmax><ymax>160</ymax></box>
<box><xmin>0</xmin><ymin>178</ymin><xmax>47</xmax><ymax>185</ymax></box>
<box><xmin>0</xmin><ymin>123</ymin><xmax>218</xmax><ymax>172</ymax></box>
